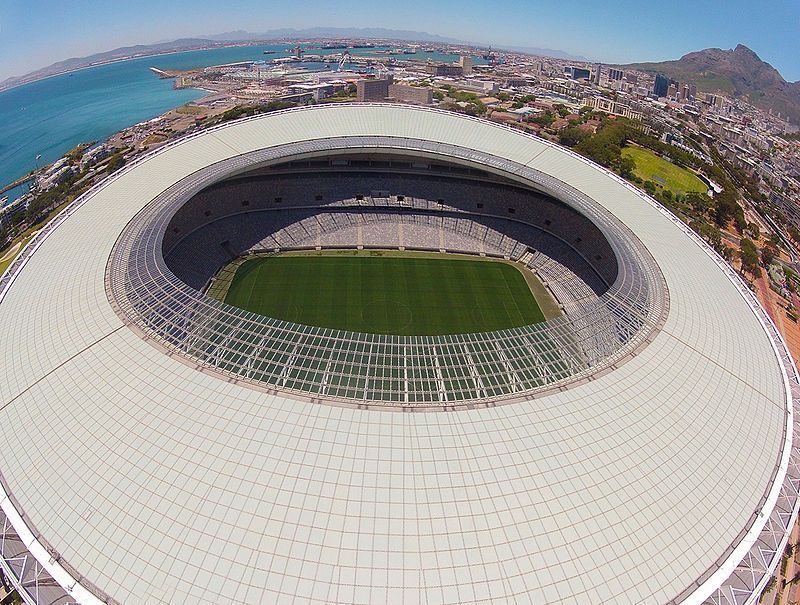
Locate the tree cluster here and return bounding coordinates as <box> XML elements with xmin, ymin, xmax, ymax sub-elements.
<box><xmin>739</xmin><ymin>238</ymin><xmax>762</xmax><ymax>277</ymax></box>
<box><xmin>217</xmin><ymin>101</ymin><xmax>299</xmax><ymax>123</ymax></box>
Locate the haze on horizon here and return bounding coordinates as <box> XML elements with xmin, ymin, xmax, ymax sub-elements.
<box><xmin>0</xmin><ymin>0</ymin><xmax>798</xmax><ymax>82</ymax></box>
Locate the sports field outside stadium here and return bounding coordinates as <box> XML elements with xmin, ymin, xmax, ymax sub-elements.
<box><xmin>217</xmin><ymin>250</ymin><xmax>552</xmax><ymax>335</ymax></box>
<box><xmin>622</xmin><ymin>145</ymin><xmax>707</xmax><ymax>195</ymax></box>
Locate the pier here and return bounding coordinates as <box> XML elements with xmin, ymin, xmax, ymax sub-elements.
<box><xmin>0</xmin><ymin>174</ymin><xmax>33</xmax><ymax>196</ymax></box>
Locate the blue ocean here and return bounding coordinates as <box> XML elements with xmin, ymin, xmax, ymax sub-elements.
<box><xmin>0</xmin><ymin>43</ymin><xmax>476</xmax><ymax>203</ymax></box>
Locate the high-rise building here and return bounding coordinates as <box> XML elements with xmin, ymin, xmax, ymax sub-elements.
<box><xmin>356</xmin><ymin>76</ymin><xmax>393</xmax><ymax>102</ymax></box>
<box><xmin>608</xmin><ymin>68</ymin><xmax>624</xmax><ymax>81</ymax></box>
<box><xmin>594</xmin><ymin>63</ymin><xmax>603</xmax><ymax>84</ymax></box>
<box><xmin>653</xmin><ymin>73</ymin><xmax>669</xmax><ymax>97</ymax></box>
<box><xmin>458</xmin><ymin>56</ymin><xmax>474</xmax><ymax>75</ymax></box>
<box><xmin>563</xmin><ymin>66</ymin><xmax>591</xmax><ymax>80</ymax></box>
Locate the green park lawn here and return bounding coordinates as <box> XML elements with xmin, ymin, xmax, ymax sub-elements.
<box><xmin>622</xmin><ymin>146</ymin><xmax>707</xmax><ymax>196</ymax></box>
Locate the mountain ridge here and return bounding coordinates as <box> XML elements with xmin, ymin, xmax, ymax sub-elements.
<box><xmin>620</xmin><ymin>44</ymin><xmax>800</xmax><ymax>123</ymax></box>
<box><xmin>203</xmin><ymin>28</ymin><xmax>589</xmax><ymax>60</ymax></box>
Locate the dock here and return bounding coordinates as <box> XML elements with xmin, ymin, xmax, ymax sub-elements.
<box><xmin>0</xmin><ymin>174</ymin><xmax>34</xmax><ymax>196</ymax></box>
<box><xmin>149</xmin><ymin>67</ymin><xmax>174</xmax><ymax>79</ymax></box>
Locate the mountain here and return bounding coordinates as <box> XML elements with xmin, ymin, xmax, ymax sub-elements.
<box><xmin>204</xmin><ymin>27</ymin><xmax>463</xmax><ymax>44</ymax></box>
<box><xmin>204</xmin><ymin>28</ymin><xmax>588</xmax><ymax>60</ymax></box>
<box><xmin>494</xmin><ymin>45</ymin><xmax>589</xmax><ymax>61</ymax></box>
<box><xmin>621</xmin><ymin>44</ymin><xmax>800</xmax><ymax>123</ymax></box>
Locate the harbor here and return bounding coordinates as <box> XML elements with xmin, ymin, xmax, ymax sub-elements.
<box><xmin>0</xmin><ymin>42</ymin><xmax>476</xmax><ymax>204</ymax></box>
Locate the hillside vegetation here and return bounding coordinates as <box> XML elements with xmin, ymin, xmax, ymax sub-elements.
<box><xmin>622</xmin><ymin>45</ymin><xmax>800</xmax><ymax>124</ymax></box>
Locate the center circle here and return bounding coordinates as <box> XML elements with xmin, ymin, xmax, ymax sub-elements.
<box><xmin>361</xmin><ymin>296</ymin><xmax>414</xmax><ymax>333</ymax></box>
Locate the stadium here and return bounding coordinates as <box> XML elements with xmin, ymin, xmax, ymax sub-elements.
<box><xmin>0</xmin><ymin>103</ymin><xmax>797</xmax><ymax>604</ymax></box>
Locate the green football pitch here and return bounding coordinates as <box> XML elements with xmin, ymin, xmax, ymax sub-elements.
<box><xmin>221</xmin><ymin>251</ymin><xmax>547</xmax><ymax>335</ymax></box>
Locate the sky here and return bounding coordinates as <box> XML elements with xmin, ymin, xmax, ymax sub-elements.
<box><xmin>0</xmin><ymin>0</ymin><xmax>798</xmax><ymax>81</ymax></box>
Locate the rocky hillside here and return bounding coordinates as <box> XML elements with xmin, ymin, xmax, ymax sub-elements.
<box><xmin>622</xmin><ymin>44</ymin><xmax>800</xmax><ymax>123</ymax></box>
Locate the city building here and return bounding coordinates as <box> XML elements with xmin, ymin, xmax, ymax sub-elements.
<box><xmin>287</xmin><ymin>82</ymin><xmax>339</xmax><ymax>101</ymax></box>
<box><xmin>585</xmin><ymin>95</ymin><xmax>644</xmax><ymax>120</ymax></box>
<box><xmin>563</xmin><ymin>66</ymin><xmax>591</xmax><ymax>80</ymax></box>
<box><xmin>653</xmin><ymin>73</ymin><xmax>670</xmax><ymax>97</ymax></box>
<box><xmin>668</xmin><ymin>83</ymin><xmax>678</xmax><ymax>99</ymax></box>
<box><xmin>424</xmin><ymin>63</ymin><xmax>463</xmax><ymax>77</ymax></box>
<box><xmin>458</xmin><ymin>55</ymin><xmax>473</xmax><ymax>75</ymax></box>
<box><xmin>388</xmin><ymin>83</ymin><xmax>432</xmax><ymax>105</ymax></box>
<box><xmin>505</xmin><ymin>77</ymin><xmax>531</xmax><ymax>88</ymax></box>
<box><xmin>456</xmin><ymin>80</ymin><xmax>499</xmax><ymax>95</ymax></box>
<box><xmin>355</xmin><ymin>75</ymin><xmax>393</xmax><ymax>101</ymax></box>
<box><xmin>593</xmin><ymin>63</ymin><xmax>602</xmax><ymax>84</ymax></box>
<box><xmin>0</xmin><ymin>195</ymin><xmax>27</xmax><ymax>228</ymax></box>
<box><xmin>608</xmin><ymin>67</ymin><xmax>624</xmax><ymax>81</ymax></box>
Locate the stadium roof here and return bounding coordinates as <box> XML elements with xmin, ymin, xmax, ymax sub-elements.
<box><xmin>0</xmin><ymin>104</ymin><xmax>797</xmax><ymax>605</ymax></box>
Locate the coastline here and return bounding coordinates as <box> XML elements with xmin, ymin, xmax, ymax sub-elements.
<box><xmin>0</xmin><ymin>80</ymin><xmax>209</xmax><ymax>198</ymax></box>
<box><xmin>0</xmin><ymin>36</ymin><xmax>478</xmax><ymax>94</ymax></box>
<box><xmin>0</xmin><ymin>41</ymin><xmax>272</xmax><ymax>94</ymax></box>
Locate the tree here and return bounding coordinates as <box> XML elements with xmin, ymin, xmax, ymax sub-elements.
<box><xmin>762</xmin><ymin>243</ymin><xmax>779</xmax><ymax>267</ymax></box>
<box><xmin>739</xmin><ymin>238</ymin><xmax>762</xmax><ymax>277</ymax></box>
<box><xmin>685</xmin><ymin>191</ymin><xmax>713</xmax><ymax>215</ymax></box>
<box><xmin>614</xmin><ymin>155</ymin><xmax>636</xmax><ymax>179</ymax></box>
<box><xmin>745</xmin><ymin>222</ymin><xmax>761</xmax><ymax>240</ymax></box>
<box><xmin>106</xmin><ymin>152</ymin><xmax>126</xmax><ymax>173</ymax></box>
<box><xmin>575</xmin><ymin>135</ymin><xmax>620</xmax><ymax>167</ymax></box>
<box><xmin>558</xmin><ymin>127</ymin><xmax>589</xmax><ymax>147</ymax></box>
<box><xmin>720</xmin><ymin>244</ymin><xmax>735</xmax><ymax>262</ymax></box>
<box><xmin>573</xmin><ymin>119</ymin><xmax>630</xmax><ymax>167</ymax></box>
<box><xmin>713</xmin><ymin>190</ymin><xmax>741</xmax><ymax>227</ymax></box>
<box><xmin>529</xmin><ymin>112</ymin><xmax>555</xmax><ymax>127</ymax></box>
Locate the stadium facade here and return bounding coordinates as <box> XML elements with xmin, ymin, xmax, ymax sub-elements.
<box><xmin>0</xmin><ymin>104</ymin><xmax>798</xmax><ymax>604</ymax></box>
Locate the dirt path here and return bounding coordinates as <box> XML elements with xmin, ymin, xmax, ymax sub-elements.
<box><xmin>0</xmin><ymin>241</ymin><xmax>21</xmax><ymax>263</ymax></box>
<box><xmin>755</xmin><ymin>272</ymin><xmax>800</xmax><ymax>365</ymax></box>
